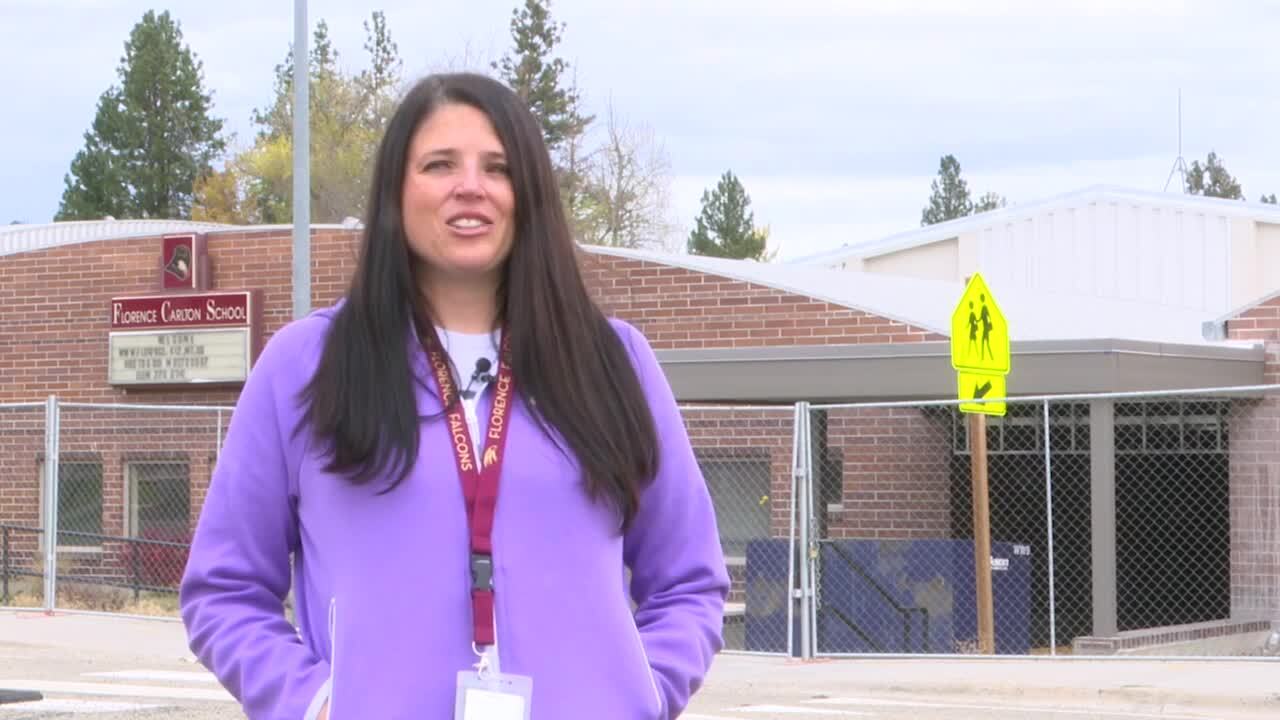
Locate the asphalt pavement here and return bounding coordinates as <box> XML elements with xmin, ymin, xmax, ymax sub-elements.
<box><xmin>1</xmin><ymin>609</ymin><xmax>1277</xmax><ymax>719</ymax></box>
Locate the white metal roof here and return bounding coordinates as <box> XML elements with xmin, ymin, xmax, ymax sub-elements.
<box><xmin>790</xmin><ymin>184</ymin><xmax>1280</xmax><ymax>266</ymax></box>
<box><xmin>0</xmin><ymin>218</ymin><xmax>363</xmax><ymax>258</ymax></box>
<box><xmin>582</xmin><ymin>245</ymin><xmax>1225</xmax><ymax>346</ymax></box>
<box><xmin>0</xmin><ymin>220</ymin><xmax>230</xmax><ymax>257</ymax></box>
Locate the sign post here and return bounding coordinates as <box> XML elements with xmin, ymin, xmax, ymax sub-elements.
<box><xmin>950</xmin><ymin>272</ymin><xmax>1010</xmax><ymax>655</ymax></box>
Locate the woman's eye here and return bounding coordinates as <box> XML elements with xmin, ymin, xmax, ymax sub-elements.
<box><xmin>423</xmin><ymin>160</ymin><xmax>450</xmax><ymax>172</ymax></box>
<box><xmin>489</xmin><ymin>164</ymin><xmax>509</xmax><ymax>175</ymax></box>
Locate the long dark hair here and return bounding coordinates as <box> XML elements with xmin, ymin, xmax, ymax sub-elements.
<box><xmin>301</xmin><ymin>73</ymin><xmax>658</xmax><ymax>530</ymax></box>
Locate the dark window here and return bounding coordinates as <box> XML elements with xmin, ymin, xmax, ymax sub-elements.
<box><xmin>55</xmin><ymin>462</ymin><xmax>104</xmax><ymax>548</ymax></box>
<box><xmin>128</xmin><ymin>462</ymin><xmax>190</xmax><ymax>540</ymax></box>
<box><xmin>699</xmin><ymin>459</ymin><xmax>771</xmax><ymax>558</ymax></box>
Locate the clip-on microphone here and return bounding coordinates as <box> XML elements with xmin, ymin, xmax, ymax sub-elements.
<box><xmin>460</xmin><ymin>358</ymin><xmax>494</xmax><ymax>400</ymax></box>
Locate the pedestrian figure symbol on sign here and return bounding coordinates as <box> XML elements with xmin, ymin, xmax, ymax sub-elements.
<box><xmin>967</xmin><ymin>302</ymin><xmax>979</xmax><ymax>358</ymax></box>
<box><xmin>952</xmin><ymin>275</ymin><xmax>1008</xmax><ymax>376</ymax></box>
<box><xmin>980</xmin><ymin>294</ymin><xmax>993</xmax><ymax>361</ymax></box>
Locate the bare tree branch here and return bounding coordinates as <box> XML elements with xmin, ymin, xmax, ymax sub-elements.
<box><xmin>579</xmin><ymin>101</ymin><xmax>675</xmax><ymax>249</ymax></box>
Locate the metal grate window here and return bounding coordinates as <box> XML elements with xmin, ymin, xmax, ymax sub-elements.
<box><xmin>952</xmin><ymin>402</ymin><xmax>1090</xmax><ymax>456</ymax></box>
<box><xmin>40</xmin><ymin>460</ymin><xmax>104</xmax><ymax>549</ymax></box>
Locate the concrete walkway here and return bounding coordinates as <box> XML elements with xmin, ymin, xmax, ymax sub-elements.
<box><xmin>2</xmin><ymin>610</ymin><xmax>1278</xmax><ymax>718</ymax></box>
<box><xmin>699</xmin><ymin>653</ymin><xmax>1280</xmax><ymax>716</ymax></box>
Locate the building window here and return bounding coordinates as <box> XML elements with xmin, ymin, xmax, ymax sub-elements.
<box><xmin>1114</xmin><ymin>400</ymin><xmax>1228</xmax><ymax>455</ymax></box>
<box><xmin>39</xmin><ymin>460</ymin><xmax>104</xmax><ymax>550</ymax></box>
<box><xmin>126</xmin><ymin>462</ymin><xmax>191</xmax><ymax>542</ymax></box>
<box><xmin>952</xmin><ymin>402</ymin><xmax>1092</xmax><ymax>456</ymax></box>
<box><xmin>699</xmin><ymin>458</ymin><xmax>771</xmax><ymax>559</ymax></box>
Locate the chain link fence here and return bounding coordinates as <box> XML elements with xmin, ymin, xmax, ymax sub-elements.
<box><xmin>6</xmin><ymin>391</ymin><xmax>1279</xmax><ymax>660</ymax></box>
<box><xmin>806</xmin><ymin>388</ymin><xmax>1280</xmax><ymax>659</ymax></box>
<box><xmin>680</xmin><ymin>404</ymin><xmax>800</xmax><ymax>656</ymax></box>
<box><xmin>0</xmin><ymin>400</ymin><xmax>230</xmax><ymax>617</ymax></box>
<box><xmin>0</xmin><ymin>402</ymin><xmax>48</xmax><ymax>609</ymax></box>
<box><xmin>51</xmin><ymin>403</ymin><xmax>228</xmax><ymax>616</ymax></box>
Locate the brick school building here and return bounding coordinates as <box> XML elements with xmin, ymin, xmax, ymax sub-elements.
<box><xmin>3</xmin><ymin>204</ymin><xmax>1279</xmax><ymax>655</ymax></box>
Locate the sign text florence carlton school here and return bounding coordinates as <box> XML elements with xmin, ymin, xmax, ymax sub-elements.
<box><xmin>107</xmin><ymin>292</ymin><xmax>256</xmax><ymax>386</ymax></box>
<box><xmin>111</xmin><ymin>293</ymin><xmax>251</xmax><ymax>329</ymax></box>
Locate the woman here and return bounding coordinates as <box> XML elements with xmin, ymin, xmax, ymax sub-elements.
<box><xmin>179</xmin><ymin>72</ymin><xmax>729</xmax><ymax>720</ymax></box>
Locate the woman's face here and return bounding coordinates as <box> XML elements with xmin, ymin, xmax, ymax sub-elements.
<box><xmin>401</xmin><ymin>102</ymin><xmax>516</xmax><ymax>288</ymax></box>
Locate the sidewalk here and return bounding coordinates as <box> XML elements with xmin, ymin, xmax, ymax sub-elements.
<box><xmin>706</xmin><ymin>653</ymin><xmax>1280</xmax><ymax>714</ymax></box>
<box><xmin>4</xmin><ymin>610</ymin><xmax>1278</xmax><ymax>717</ymax></box>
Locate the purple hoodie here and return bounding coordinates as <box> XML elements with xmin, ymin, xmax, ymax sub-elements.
<box><xmin>179</xmin><ymin>304</ymin><xmax>730</xmax><ymax>719</ymax></box>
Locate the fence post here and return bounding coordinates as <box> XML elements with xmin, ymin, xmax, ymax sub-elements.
<box><xmin>131</xmin><ymin>541</ymin><xmax>141</xmax><ymax>603</ymax></box>
<box><xmin>787</xmin><ymin>403</ymin><xmax>800</xmax><ymax>658</ymax></box>
<box><xmin>804</xmin><ymin>405</ymin><xmax>819</xmax><ymax>657</ymax></box>
<box><xmin>1043</xmin><ymin>400</ymin><xmax>1058</xmax><ymax>656</ymax></box>
<box><xmin>42</xmin><ymin>394</ymin><xmax>60</xmax><ymax>612</ymax></box>
<box><xmin>2</xmin><ymin>526</ymin><xmax>9</xmax><ymax>604</ymax></box>
<box><xmin>795</xmin><ymin>401</ymin><xmax>814</xmax><ymax>659</ymax></box>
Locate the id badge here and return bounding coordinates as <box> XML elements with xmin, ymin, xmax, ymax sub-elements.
<box><xmin>454</xmin><ymin>670</ymin><xmax>533</xmax><ymax>720</ymax></box>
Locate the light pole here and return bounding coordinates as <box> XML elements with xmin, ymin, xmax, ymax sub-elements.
<box><xmin>292</xmin><ymin>0</ymin><xmax>311</xmax><ymax>320</ymax></box>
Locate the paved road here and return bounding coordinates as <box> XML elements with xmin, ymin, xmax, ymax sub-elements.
<box><xmin>0</xmin><ymin>610</ymin><xmax>1274</xmax><ymax>719</ymax></box>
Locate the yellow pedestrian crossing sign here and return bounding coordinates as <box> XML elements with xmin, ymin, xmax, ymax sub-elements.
<box><xmin>951</xmin><ymin>273</ymin><xmax>1009</xmax><ymax>375</ymax></box>
<box><xmin>951</xmin><ymin>273</ymin><xmax>1009</xmax><ymax>417</ymax></box>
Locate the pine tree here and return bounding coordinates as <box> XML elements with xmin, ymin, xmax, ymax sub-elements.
<box><xmin>973</xmin><ymin>191</ymin><xmax>1007</xmax><ymax>214</ymax></box>
<box><xmin>921</xmin><ymin>155</ymin><xmax>973</xmax><ymax>226</ymax></box>
<box><xmin>1187</xmin><ymin>151</ymin><xmax>1244</xmax><ymax>200</ymax></box>
<box><xmin>1262</xmin><ymin>194</ymin><xmax>1278</xmax><ymax>205</ymax></box>
<box><xmin>57</xmin><ymin>10</ymin><xmax>225</xmax><ymax>220</ymax></box>
<box><xmin>359</xmin><ymin>11</ymin><xmax>403</xmax><ymax>130</ymax></box>
<box><xmin>492</xmin><ymin>0</ymin><xmax>591</xmax><ymax>158</ymax></box>
<box><xmin>687</xmin><ymin>171</ymin><xmax>771</xmax><ymax>260</ymax></box>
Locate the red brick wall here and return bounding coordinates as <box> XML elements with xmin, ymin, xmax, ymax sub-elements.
<box><xmin>1227</xmin><ymin>398</ymin><xmax>1280</xmax><ymax>618</ymax></box>
<box><xmin>1225</xmin><ymin>298</ymin><xmax>1280</xmax><ymax>618</ymax></box>
<box><xmin>0</xmin><ymin>228</ymin><xmax>358</xmax><ymax>405</ymax></box>
<box><xmin>0</xmin><ymin>405</ymin><xmax>46</xmax><ymax>575</ymax></box>
<box><xmin>0</xmin><ymin>229</ymin><xmax>356</xmax><ymax>581</ymax></box>
<box><xmin>2</xmin><ymin>233</ymin><xmax>951</xmax><ymax>594</ymax></box>
<box><xmin>824</xmin><ymin>407</ymin><xmax>952</xmax><ymax>540</ymax></box>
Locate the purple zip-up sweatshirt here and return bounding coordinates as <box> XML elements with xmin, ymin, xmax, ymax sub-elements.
<box><xmin>179</xmin><ymin>304</ymin><xmax>730</xmax><ymax>719</ymax></box>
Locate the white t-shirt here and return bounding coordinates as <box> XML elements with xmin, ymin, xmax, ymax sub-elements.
<box><xmin>437</xmin><ymin>326</ymin><xmax>501</xmax><ymax>463</ymax></box>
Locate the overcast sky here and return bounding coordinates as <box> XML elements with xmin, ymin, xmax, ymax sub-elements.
<box><xmin>3</xmin><ymin>0</ymin><xmax>1278</xmax><ymax>259</ymax></box>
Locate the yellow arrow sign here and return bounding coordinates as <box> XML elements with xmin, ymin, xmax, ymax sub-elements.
<box><xmin>951</xmin><ymin>273</ymin><xmax>1009</xmax><ymax>375</ymax></box>
<box><xmin>958</xmin><ymin>371</ymin><xmax>1006</xmax><ymax>416</ymax></box>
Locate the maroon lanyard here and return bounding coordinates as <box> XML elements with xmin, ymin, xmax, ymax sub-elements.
<box><xmin>423</xmin><ymin>328</ymin><xmax>515</xmax><ymax>647</ymax></box>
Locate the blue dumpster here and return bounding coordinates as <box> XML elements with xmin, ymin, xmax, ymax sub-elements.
<box><xmin>742</xmin><ymin>538</ymin><xmax>801</xmax><ymax>655</ymax></box>
<box><xmin>816</xmin><ymin>538</ymin><xmax>1030</xmax><ymax>654</ymax></box>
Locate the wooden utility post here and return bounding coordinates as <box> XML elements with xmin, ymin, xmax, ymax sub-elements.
<box><xmin>951</xmin><ymin>272</ymin><xmax>1008</xmax><ymax>656</ymax></box>
<box><xmin>970</xmin><ymin>412</ymin><xmax>995</xmax><ymax>654</ymax></box>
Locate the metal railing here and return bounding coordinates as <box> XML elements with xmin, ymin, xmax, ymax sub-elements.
<box><xmin>0</xmin><ymin>524</ymin><xmax>186</xmax><ymax>603</ymax></box>
<box><xmin>820</xmin><ymin>539</ymin><xmax>930</xmax><ymax>653</ymax></box>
